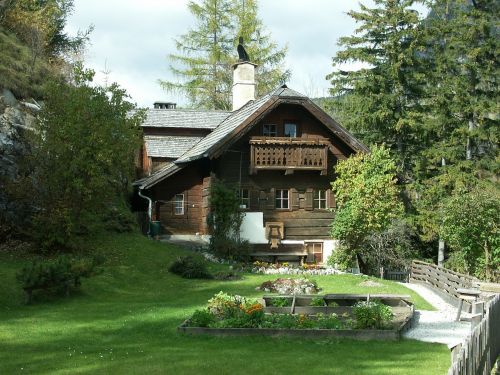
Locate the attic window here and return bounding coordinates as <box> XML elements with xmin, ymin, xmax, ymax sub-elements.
<box><xmin>263</xmin><ymin>124</ymin><xmax>277</xmax><ymax>137</ymax></box>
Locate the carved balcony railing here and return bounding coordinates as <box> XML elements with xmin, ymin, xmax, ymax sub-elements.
<box><xmin>250</xmin><ymin>137</ymin><xmax>329</xmax><ymax>175</ymax></box>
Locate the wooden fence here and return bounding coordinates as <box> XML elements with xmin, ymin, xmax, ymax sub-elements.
<box><xmin>410</xmin><ymin>260</ymin><xmax>480</xmax><ymax>309</ymax></box>
<box><xmin>448</xmin><ymin>294</ymin><xmax>500</xmax><ymax>375</ymax></box>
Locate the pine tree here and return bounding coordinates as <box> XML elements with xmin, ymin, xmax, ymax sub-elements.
<box><xmin>327</xmin><ymin>0</ymin><xmax>427</xmax><ymax>181</ymax></box>
<box><xmin>160</xmin><ymin>0</ymin><xmax>289</xmax><ymax>110</ymax></box>
<box><xmin>415</xmin><ymin>0</ymin><xmax>499</xmax><ymax>246</ymax></box>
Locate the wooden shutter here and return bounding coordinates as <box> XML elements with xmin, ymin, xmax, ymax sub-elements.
<box><xmin>249</xmin><ymin>189</ymin><xmax>259</xmax><ymax>210</ymax></box>
<box><xmin>259</xmin><ymin>190</ymin><xmax>267</xmax><ymax>210</ymax></box>
<box><xmin>327</xmin><ymin>189</ymin><xmax>336</xmax><ymax>209</ymax></box>
<box><xmin>290</xmin><ymin>188</ymin><xmax>299</xmax><ymax>210</ymax></box>
<box><xmin>267</xmin><ymin>188</ymin><xmax>275</xmax><ymax>209</ymax></box>
<box><xmin>305</xmin><ymin>188</ymin><xmax>313</xmax><ymax>211</ymax></box>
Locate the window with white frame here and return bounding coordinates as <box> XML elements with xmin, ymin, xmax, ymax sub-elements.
<box><xmin>238</xmin><ymin>188</ymin><xmax>250</xmax><ymax>209</ymax></box>
<box><xmin>313</xmin><ymin>190</ymin><xmax>327</xmax><ymax>209</ymax></box>
<box><xmin>174</xmin><ymin>194</ymin><xmax>184</xmax><ymax>215</ymax></box>
<box><xmin>275</xmin><ymin>189</ymin><xmax>289</xmax><ymax>209</ymax></box>
<box><xmin>263</xmin><ymin>124</ymin><xmax>277</xmax><ymax>137</ymax></box>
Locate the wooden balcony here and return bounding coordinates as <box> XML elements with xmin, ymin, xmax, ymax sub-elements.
<box><xmin>250</xmin><ymin>137</ymin><xmax>329</xmax><ymax>175</ymax></box>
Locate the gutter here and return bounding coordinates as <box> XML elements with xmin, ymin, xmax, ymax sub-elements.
<box><xmin>138</xmin><ymin>188</ymin><xmax>153</xmax><ymax>222</ymax></box>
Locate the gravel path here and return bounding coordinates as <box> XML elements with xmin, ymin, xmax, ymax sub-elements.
<box><xmin>402</xmin><ymin>282</ymin><xmax>471</xmax><ymax>347</ymax></box>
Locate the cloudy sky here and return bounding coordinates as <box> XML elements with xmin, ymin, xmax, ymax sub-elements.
<box><xmin>64</xmin><ymin>1</ymin><xmax>397</xmax><ymax>108</ymax></box>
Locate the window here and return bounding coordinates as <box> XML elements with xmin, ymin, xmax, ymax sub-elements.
<box><xmin>275</xmin><ymin>189</ymin><xmax>289</xmax><ymax>209</ymax></box>
<box><xmin>284</xmin><ymin>123</ymin><xmax>297</xmax><ymax>138</ymax></box>
<box><xmin>238</xmin><ymin>188</ymin><xmax>250</xmax><ymax>209</ymax></box>
<box><xmin>263</xmin><ymin>124</ymin><xmax>277</xmax><ymax>137</ymax></box>
<box><xmin>174</xmin><ymin>194</ymin><xmax>184</xmax><ymax>215</ymax></box>
<box><xmin>314</xmin><ymin>190</ymin><xmax>327</xmax><ymax>209</ymax></box>
<box><xmin>306</xmin><ymin>242</ymin><xmax>323</xmax><ymax>263</ymax></box>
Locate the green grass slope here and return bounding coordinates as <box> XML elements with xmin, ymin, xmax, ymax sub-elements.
<box><xmin>0</xmin><ymin>26</ymin><xmax>51</xmax><ymax>99</ymax></box>
<box><xmin>0</xmin><ymin>233</ymin><xmax>448</xmax><ymax>374</ymax></box>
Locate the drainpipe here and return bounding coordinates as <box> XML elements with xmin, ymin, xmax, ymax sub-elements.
<box><xmin>138</xmin><ymin>187</ymin><xmax>153</xmax><ymax>235</ymax></box>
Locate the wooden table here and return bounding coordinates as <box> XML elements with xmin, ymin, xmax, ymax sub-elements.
<box><xmin>455</xmin><ymin>288</ymin><xmax>481</xmax><ymax>321</ymax></box>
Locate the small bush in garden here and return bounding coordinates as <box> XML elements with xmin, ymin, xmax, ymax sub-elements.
<box><xmin>352</xmin><ymin>300</ymin><xmax>393</xmax><ymax>329</ymax></box>
<box><xmin>16</xmin><ymin>255</ymin><xmax>102</xmax><ymax>303</ymax></box>
<box><xmin>327</xmin><ymin>301</ymin><xmax>339</xmax><ymax>307</ymax></box>
<box><xmin>310</xmin><ymin>297</ymin><xmax>325</xmax><ymax>306</ymax></box>
<box><xmin>262</xmin><ymin>314</ymin><xmax>299</xmax><ymax>329</ymax></box>
<box><xmin>189</xmin><ymin>309</ymin><xmax>216</xmax><ymax>327</ymax></box>
<box><xmin>168</xmin><ymin>255</ymin><xmax>212</xmax><ymax>279</ymax></box>
<box><xmin>213</xmin><ymin>270</ymin><xmax>241</xmax><ymax>281</ymax></box>
<box><xmin>327</xmin><ymin>246</ymin><xmax>356</xmax><ymax>271</ymax></box>
<box><xmin>207</xmin><ymin>291</ymin><xmax>245</xmax><ymax>319</ymax></box>
<box><xmin>316</xmin><ymin>313</ymin><xmax>343</xmax><ymax>329</ymax></box>
<box><xmin>210</xmin><ymin>236</ymin><xmax>251</xmax><ymax>262</ymax></box>
<box><xmin>270</xmin><ymin>297</ymin><xmax>292</xmax><ymax>307</ymax></box>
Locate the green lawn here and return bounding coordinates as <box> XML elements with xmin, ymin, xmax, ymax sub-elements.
<box><xmin>0</xmin><ymin>233</ymin><xmax>448</xmax><ymax>374</ymax></box>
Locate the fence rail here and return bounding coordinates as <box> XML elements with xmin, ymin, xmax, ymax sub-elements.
<box><xmin>410</xmin><ymin>260</ymin><xmax>480</xmax><ymax>307</ymax></box>
<box><xmin>448</xmin><ymin>294</ymin><xmax>500</xmax><ymax>375</ymax></box>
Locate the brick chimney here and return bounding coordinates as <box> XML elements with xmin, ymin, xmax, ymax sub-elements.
<box><xmin>232</xmin><ymin>62</ymin><xmax>257</xmax><ymax>111</ymax></box>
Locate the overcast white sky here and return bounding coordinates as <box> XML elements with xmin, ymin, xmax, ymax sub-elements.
<box><xmin>65</xmin><ymin>1</ymin><xmax>422</xmax><ymax>108</ymax></box>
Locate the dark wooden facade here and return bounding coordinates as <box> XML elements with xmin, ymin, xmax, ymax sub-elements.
<box><xmin>145</xmin><ymin>103</ymin><xmax>355</xmax><ymax>241</ymax></box>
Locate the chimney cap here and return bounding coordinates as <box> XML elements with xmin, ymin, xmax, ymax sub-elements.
<box><xmin>153</xmin><ymin>101</ymin><xmax>176</xmax><ymax>109</ymax></box>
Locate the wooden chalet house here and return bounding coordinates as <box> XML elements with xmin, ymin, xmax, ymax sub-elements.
<box><xmin>134</xmin><ymin>58</ymin><xmax>368</xmax><ymax>264</ymax></box>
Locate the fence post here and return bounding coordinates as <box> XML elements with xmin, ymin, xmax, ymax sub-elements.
<box><xmin>472</xmin><ymin>301</ymin><xmax>484</xmax><ymax>317</ymax></box>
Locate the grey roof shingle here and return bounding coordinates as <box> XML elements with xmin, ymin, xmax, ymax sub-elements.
<box><xmin>140</xmin><ymin>109</ymin><xmax>230</xmax><ymax>129</ymax></box>
<box><xmin>144</xmin><ymin>135</ymin><xmax>203</xmax><ymax>158</ymax></box>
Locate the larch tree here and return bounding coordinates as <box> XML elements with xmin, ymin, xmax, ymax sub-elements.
<box><xmin>160</xmin><ymin>0</ymin><xmax>289</xmax><ymax>110</ymax></box>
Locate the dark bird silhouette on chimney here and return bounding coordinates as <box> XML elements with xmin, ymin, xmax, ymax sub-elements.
<box><xmin>237</xmin><ymin>36</ymin><xmax>250</xmax><ymax>62</ymax></box>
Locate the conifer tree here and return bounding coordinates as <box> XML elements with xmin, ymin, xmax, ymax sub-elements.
<box><xmin>327</xmin><ymin>0</ymin><xmax>427</xmax><ymax>181</ymax></box>
<box><xmin>415</xmin><ymin>0</ymin><xmax>499</xmax><ymax>246</ymax></box>
<box><xmin>160</xmin><ymin>0</ymin><xmax>289</xmax><ymax>110</ymax></box>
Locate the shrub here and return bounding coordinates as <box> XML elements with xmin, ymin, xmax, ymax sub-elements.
<box><xmin>16</xmin><ymin>254</ymin><xmax>102</xmax><ymax>302</ymax></box>
<box><xmin>262</xmin><ymin>314</ymin><xmax>299</xmax><ymax>329</ymax></box>
<box><xmin>210</xmin><ymin>236</ymin><xmax>251</xmax><ymax>262</ymax></box>
<box><xmin>316</xmin><ymin>313</ymin><xmax>343</xmax><ymax>329</ymax></box>
<box><xmin>189</xmin><ymin>309</ymin><xmax>216</xmax><ymax>327</ymax></box>
<box><xmin>168</xmin><ymin>255</ymin><xmax>212</xmax><ymax>279</ymax></box>
<box><xmin>207</xmin><ymin>291</ymin><xmax>244</xmax><ymax>319</ymax></box>
<box><xmin>352</xmin><ymin>300</ymin><xmax>393</xmax><ymax>329</ymax></box>
<box><xmin>327</xmin><ymin>246</ymin><xmax>356</xmax><ymax>271</ymax></box>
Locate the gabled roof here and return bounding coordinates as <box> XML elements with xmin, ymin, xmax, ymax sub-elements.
<box><xmin>144</xmin><ymin>135</ymin><xmax>203</xmax><ymax>158</ymax></box>
<box><xmin>133</xmin><ymin>162</ymin><xmax>184</xmax><ymax>190</ymax></box>
<box><xmin>135</xmin><ymin>85</ymin><xmax>368</xmax><ymax>190</ymax></box>
<box><xmin>176</xmin><ymin>85</ymin><xmax>367</xmax><ymax>163</ymax></box>
<box><xmin>140</xmin><ymin>108</ymin><xmax>230</xmax><ymax>129</ymax></box>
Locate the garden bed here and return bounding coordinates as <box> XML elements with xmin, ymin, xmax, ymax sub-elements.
<box><xmin>178</xmin><ymin>321</ymin><xmax>403</xmax><ymax>340</ymax></box>
<box><xmin>178</xmin><ymin>292</ymin><xmax>415</xmax><ymax>341</ymax></box>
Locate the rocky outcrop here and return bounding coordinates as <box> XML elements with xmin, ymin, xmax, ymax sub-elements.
<box><xmin>0</xmin><ymin>88</ymin><xmax>39</xmax><ymax>217</ymax></box>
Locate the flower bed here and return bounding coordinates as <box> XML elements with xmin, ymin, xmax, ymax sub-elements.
<box><xmin>250</xmin><ymin>261</ymin><xmax>346</xmax><ymax>276</ymax></box>
<box><xmin>178</xmin><ymin>292</ymin><xmax>415</xmax><ymax>341</ymax></box>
